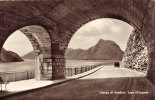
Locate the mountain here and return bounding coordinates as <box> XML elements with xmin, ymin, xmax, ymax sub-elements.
<box><xmin>22</xmin><ymin>51</ymin><xmax>35</xmax><ymax>59</ymax></box>
<box><xmin>66</xmin><ymin>39</ymin><xmax>124</xmax><ymax>60</ymax></box>
<box><xmin>23</xmin><ymin>39</ymin><xmax>124</xmax><ymax>60</ymax></box>
<box><xmin>0</xmin><ymin>48</ymin><xmax>24</xmax><ymax>62</ymax></box>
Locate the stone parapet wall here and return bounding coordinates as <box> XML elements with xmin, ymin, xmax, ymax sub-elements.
<box><xmin>121</xmin><ymin>30</ymin><xmax>148</xmax><ymax>73</ymax></box>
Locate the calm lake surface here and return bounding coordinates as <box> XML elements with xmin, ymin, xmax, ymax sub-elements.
<box><xmin>0</xmin><ymin>59</ymin><xmax>112</xmax><ymax>72</ymax></box>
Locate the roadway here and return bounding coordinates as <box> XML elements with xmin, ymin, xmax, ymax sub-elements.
<box><xmin>1</xmin><ymin>65</ymin><xmax>155</xmax><ymax>100</ymax></box>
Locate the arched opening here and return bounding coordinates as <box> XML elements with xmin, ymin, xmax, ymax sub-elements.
<box><xmin>20</xmin><ymin>25</ymin><xmax>52</xmax><ymax>80</ymax></box>
<box><xmin>0</xmin><ymin>1</ymin><xmax>154</xmax><ymax>99</ymax></box>
<box><xmin>0</xmin><ymin>25</ymin><xmax>52</xmax><ymax>90</ymax></box>
<box><xmin>1</xmin><ymin>30</ymin><xmax>34</xmax><ymax>71</ymax></box>
<box><xmin>65</xmin><ymin>18</ymin><xmax>148</xmax><ymax>77</ymax></box>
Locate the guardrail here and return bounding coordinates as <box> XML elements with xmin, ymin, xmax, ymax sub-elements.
<box><xmin>65</xmin><ymin>61</ymin><xmax>117</xmax><ymax>76</ymax></box>
<box><xmin>0</xmin><ymin>61</ymin><xmax>115</xmax><ymax>82</ymax></box>
<box><xmin>65</xmin><ymin>64</ymin><xmax>103</xmax><ymax>77</ymax></box>
<box><xmin>0</xmin><ymin>70</ymin><xmax>35</xmax><ymax>82</ymax></box>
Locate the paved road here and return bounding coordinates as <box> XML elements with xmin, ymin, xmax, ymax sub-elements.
<box><xmin>82</xmin><ymin>65</ymin><xmax>145</xmax><ymax>79</ymax></box>
<box><xmin>1</xmin><ymin>66</ymin><xmax>155</xmax><ymax>100</ymax></box>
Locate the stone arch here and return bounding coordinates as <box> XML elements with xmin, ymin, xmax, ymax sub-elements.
<box><xmin>19</xmin><ymin>25</ymin><xmax>51</xmax><ymax>58</ymax></box>
<box><xmin>0</xmin><ymin>25</ymin><xmax>52</xmax><ymax>80</ymax></box>
<box><xmin>20</xmin><ymin>25</ymin><xmax>52</xmax><ymax>80</ymax></box>
<box><xmin>0</xmin><ymin>0</ymin><xmax>154</xmax><ymax>84</ymax></box>
<box><xmin>51</xmin><ymin>0</ymin><xmax>154</xmax><ymax>84</ymax></box>
<box><xmin>63</xmin><ymin>16</ymin><xmax>152</xmax><ymax>79</ymax></box>
<box><xmin>65</xmin><ymin>18</ymin><xmax>136</xmax><ymax>50</ymax></box>
<box><xmin>64</xmin><ymin>17</ymin><xmax>149</xmax><ymax>74</ymax></box>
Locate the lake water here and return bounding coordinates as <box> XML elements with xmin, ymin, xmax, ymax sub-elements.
<box><xmin>0</xmin><ymin>59</ymin><xmax>113</xmax><ymax>72</ymax></box>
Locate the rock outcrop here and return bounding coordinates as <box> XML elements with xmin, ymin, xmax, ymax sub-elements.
<box><xmin>66</xmin><ymin>39</ymin><xmax>124</xmax><ymax>60</ymax></box>
<box><xmin>121</xmin><ymin>30</ymin><xmax>148</xmax><ymax>73</ymax></box>
<box><xmin>0</xmin><ymin>48</ymin><xmax>24</xmax><ymax>62</ymax></box>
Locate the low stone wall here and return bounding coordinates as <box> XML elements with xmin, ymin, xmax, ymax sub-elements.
<box><xmin>121</xmin><ymin>30</ymin><xmax>148</xmax><ymax>73</ymax></box>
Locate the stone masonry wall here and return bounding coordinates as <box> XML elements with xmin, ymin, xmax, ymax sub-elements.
<box><xmin>121</xmin><ymin>30</ymin><xmax>148</xmax><ymax>73</ymax></box>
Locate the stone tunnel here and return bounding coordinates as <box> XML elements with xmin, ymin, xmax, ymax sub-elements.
<box><xmin>0</xmin><ymin>0</ymin><xmax>154</xmax><ymax>84</ymax></box>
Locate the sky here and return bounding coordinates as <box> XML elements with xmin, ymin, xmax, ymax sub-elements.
<box><xmin>68</xmin><ymin>18</ymin><xmax>133</xmax><ymax>51</ymax></box>
<box><xmin>3</xmin><ymin>18</ymin><xmax>133</xmax><ymax>56</ymax></box>
<box><xmin>3</xmin><ymin>31</ymin><xmax>33</xmax><ymax>56</ymax></box>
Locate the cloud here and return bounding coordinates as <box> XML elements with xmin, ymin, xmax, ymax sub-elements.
<box><xmin>111</xmin><ymin>26</ymin><xmax>121</xmax><ymax>33</ymax></box>
<box><xmin>69</xmin><ymin>18</ymin><xmax>133</xmax><ymax>51</ymax></box>
<box><xmin>76</xmin><ymin>18</ymin><xmax>116</xmax><ymax>37</ymax></box>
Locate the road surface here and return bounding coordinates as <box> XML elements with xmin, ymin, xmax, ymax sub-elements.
<box><xmin>1</xmin><ymin>66</ymin><xmax>155</xmax><ymax>100</ymax></box>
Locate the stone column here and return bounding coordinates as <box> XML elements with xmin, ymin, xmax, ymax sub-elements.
<box><xmin>147</xmin><ymin>51</ymin><xmax>155</xmax><ymax>85</ymax></box>
<box><xmin>52</xmin><ymin>56</ymin><xmax>65</xmax><ymax>79</ymax></box>
<box><xmin>35</xmin><ymin>54</ymin><xmax>53</xmax><ymax>80</ymax></box>
<box><xmin>35</xmin><ymin>55</ymin><xmax>40</xmax><ymax>80</ymax></box>
<box><xmin>51</xmin><ymin>42</ymin><xmax>66</xmax><ymax>80</ymax></box>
